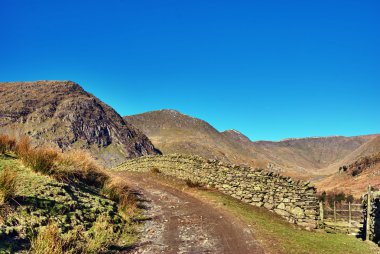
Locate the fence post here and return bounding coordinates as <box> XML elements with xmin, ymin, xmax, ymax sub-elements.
<box><xmin>319</xmin><ymin>201</ymin><xmax>324</xmax><ymax>225</ymax></box>
<box><xmin>348</xmin><ymin>202</ymin><xmax>351</xmax><ymax>234</ymax></box>
<box><xmin>333</xmin><ymin>201</ymin><xmax>337</xmax><ymax>230</ymax></box>
<box><xmin>366</xmin><ymin>185</ymin><xmax>372</xmax><ymax>241</ymax></box>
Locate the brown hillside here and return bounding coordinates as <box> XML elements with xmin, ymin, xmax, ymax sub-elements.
<box><xmin>315</xmin><ymin>152</ymin><xmax>380</xmax><ymax>197</ymax></box>
<box><xmin>254</xmin><ymin>135</ymin><xmax>375</xmax><ymax>173</ymax></box>
<box><xmin>0</xmin><ymin>81</ymin><xmax>159</xmax><ymax>166</ymax></box>
<box><xmin>125</xmin><ymin>109</ymin><xmax>380</xmax><ymax>179</ymax></box>
<box><xmin>125</xmin><ymin>109</ymin><xmax>269</xmax><ymax>169</ymax></box>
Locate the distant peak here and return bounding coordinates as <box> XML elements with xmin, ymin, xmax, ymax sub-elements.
<box><xmin>225</xmin><ymin>129</ymin><xmax>244</xmax><ymax>135</ymax></box>
<box><xmin>222</xmin><ymin>129</ymin><xmax>252</xmax><ymax>142</ymax></box>
<box><xmin>159</xmin><ymin>109</ymin><xmax>182</xmax><ymax>114</ymax></box>
<box><xmin>279</xmin><ymin>136</ymin><xmax>344</xmax><ymax>142</ymax></box>
<box><xmin>0</xmin><ymin>80</ymin><xmax>85</xmax><ymax>93</ymax></box>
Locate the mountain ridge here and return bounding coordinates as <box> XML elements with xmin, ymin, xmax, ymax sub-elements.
<box><xmin>0</xmin><ymin>80</ymin><xmax>160</xmax><ymax>166</ymax></box>
<box><xmin>125</xmin><ymin>109</ymin><xmax>380</xmax><ymax>179</ymax></box>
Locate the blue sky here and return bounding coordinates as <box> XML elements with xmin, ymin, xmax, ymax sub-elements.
<box><xmin>1</xmin><ymin>0</ymin><xmax>379</xmax><ymax>141</ymax></box>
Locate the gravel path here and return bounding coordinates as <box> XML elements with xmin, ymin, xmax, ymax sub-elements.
<box><xmin>116</xmin><ymin>172</ymin><xmax>264</xmax><ymax>254</ymax></box>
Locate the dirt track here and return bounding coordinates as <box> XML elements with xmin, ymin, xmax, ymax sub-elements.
<box><xmin>115</xmin><ymin>172</ymin><xmax>264</xmax><ymax>254</ymax></box>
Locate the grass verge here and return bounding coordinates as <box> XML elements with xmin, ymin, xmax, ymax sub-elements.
<box><xmin>199</xmin><ymin>190</ymin><xmax>378</xmax><ymax>254</ymax></box>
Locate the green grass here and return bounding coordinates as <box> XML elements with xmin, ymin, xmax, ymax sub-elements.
<box><xmin>198</xmin><ymin>190</ymin><xmax>378</xmax><ymax>254</ymax></box>
<box><xmin>0</xmin><ymin>154</ymin><xmax>141</xmax><ymax>253</ymax></box>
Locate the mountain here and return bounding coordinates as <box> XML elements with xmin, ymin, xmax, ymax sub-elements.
<box><xmin>0</xmin><ymin>81</ymin><xmax>159</xmax><ymax>166</ymax></box>
<box><xmin>315</xmin><ymin>152</ymin><xmax>380</xmax><ymax>197</ymax></box>
<box><xmin>125</xmin><ymin>109</ymin><xmax>269</xmax><ymax>169</ymax></box>
<box><xmin>254</xmin><ymin>135</ymin><xmax>376</xmax><ymax>175</ymax></box>
<box><xmin>221</xmin><ymin>129</ymin><xmax>252</xmax><ymax>144</ymax></box>
<box><xmin>309</xmin><ymin>135</ymin><xmax>380</xmax><ymax>176</ymax></box>
<box><xmin>125</xmin><ymin>109</ymin><xmax>380</xmax><ymax>179</ymax></box>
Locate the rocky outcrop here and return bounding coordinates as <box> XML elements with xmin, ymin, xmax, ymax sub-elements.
<box><xmin>115</xmin><ymin>154</ymin><xmax>319</xmax><ymax>227</ymax></box>
<box><xmin>339</xmin><ymin>152</ymin><xmax>380</xmax><ymax>176</ymax></box>
<box><xmin>0</xmin><ymin>81</ymin><xmax>159</xmax><ymax>166</ymax></box>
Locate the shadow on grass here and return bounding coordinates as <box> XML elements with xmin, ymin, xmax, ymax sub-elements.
<box><xmin>14</xmin><ymin>195</ymin><xmax>73</xmax><ymax>217</ymax></box>
<box><xmin>0</xmin><ymin>153</ymin><xmax>17</xmax><ymax>160</ymax></box>
<box><xmin>0</xmin><ymin>235</ymin><xmax>30</xmax><ymax>253</ymax></box>
<box><xmin>109</xmin><ymin>244</ymin><xmax>137</xmax><ymax>252</ymax></box>
<box><xmin>15</xmin><ymin>195</ymin><xmax>56</xmax><ymax>208</ymax></box>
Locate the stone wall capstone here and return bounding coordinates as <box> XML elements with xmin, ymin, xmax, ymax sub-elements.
<box><xmin>115</xmin><ymin>154</ymin><xmax>319</xmax><ymax>228</ymax></box>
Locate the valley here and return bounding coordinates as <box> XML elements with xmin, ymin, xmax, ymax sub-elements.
<box><xmin>126</xmin><ymin>109</ymin><xmax>380</xmax><ymax>183</ymax></box>
<box><xmin>0</xmin><ymin>80</ymin><xmax>379</xmax><ymax>253</ymax></box>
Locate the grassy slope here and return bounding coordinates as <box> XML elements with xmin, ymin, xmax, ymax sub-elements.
<box><xmin>142</xmin><ymin>172</ymin><xmax>379</xmax><ymax>254</ymax></box>
<box><xmin>0</xmin><ymin>154</ymin><xmax>138</xmax><ymax>253</ymax></box>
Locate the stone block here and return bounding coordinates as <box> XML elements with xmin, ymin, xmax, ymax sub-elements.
<box><xmin>274</xmin><ymin>209</ymin><xmax>290</xmax><ymax>217</ymax></box>
<box><xmin>277</xmin><ymin>203</ymin><xmax>286</xmax><ymax>210</ymax></box>
<box><xmin>291</xmin><ymin>207</ymin><xmax>305</xmax><ymax>218</ymax></box>
<box><xmin>264</xmin><ymin>203</ymin><xmax>274</xmax><ymax>210</ymax></box>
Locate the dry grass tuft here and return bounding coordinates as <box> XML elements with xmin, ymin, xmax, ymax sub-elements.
<box><xmin>102</xmin><ymin>177</ymin><xmax>137</xmax><ymax>219</ymax></box>
<box><xmin>15</xmin><ymin>136</ymin><xmax>31</xmax><ymax>157</ymax></box>
<box><xmin>30</xmin><ymin>217</ymin><xmax>122</xmax><ymax>254</ymax></box>
<box><xmin>22</xmin><ymin>148</ymin><xmax>59</xmax><ymax>175</ymax></box>
<box><xmin>0</xmin><ymin>167</ymin><xmax>17</xmax><ymax>204</ymax></box>
<box><xmin>0</xmin><ymin>135</ymin><xmax>16</xmax><ymax>154</ymax></box>
<box><xmin>86</xmin><ymin>215</ymin><xmax>117</xmax><ymax>253</ymax></box>
<box><xmin>2</xmin><ymin>135</ymin><xmax>109</xmax><ymax>188</ymax></box>
<box><xmin>55</xmin><ymin>150</ymin><xmax>109</xmax><ymax>188</ymax></box>
<box><xmin>15</xmin><ymin>136</ymin><xmax>58</xmax><ymax>175</ymax></box>
<box><xmin>30</xmin><ymin>223</ymin><xmax>65</xmax><ymax>254</ymax></box>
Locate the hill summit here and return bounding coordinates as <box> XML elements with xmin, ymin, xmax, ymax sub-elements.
<box><xmin>0</xmin><ymin>80</ymin><xmax>159</xmax><ymax>165</ymax></box>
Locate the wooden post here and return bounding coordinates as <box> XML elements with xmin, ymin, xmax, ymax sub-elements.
<box><xmin>334</xmin><ymin>201</ymin><xmax>337</xmax><ymax>229</ymax></box>
<box><xmin>348</xmin><ymin>202</ymin><xmax>351</xmax><ymax>234</ymax></box>
<box><xmin>319</xmin><ymin>201</ymin><xmax>324</xmax><ymax>225</ymax></box>
<box><xmin>366</xmin><ymin>185</ymin><xmax>372</xmax><ymax>241</ymax></box>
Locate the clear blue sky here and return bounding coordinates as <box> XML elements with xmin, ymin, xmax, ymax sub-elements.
<box><xmin>1</xmin><ymin>0</ymin><xmax>379</xmax><ymax>141</ymax></box>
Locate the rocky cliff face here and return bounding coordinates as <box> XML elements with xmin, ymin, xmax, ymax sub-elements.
<box><xmin>0</xmin><ymin>80</ymin><xmax>159</xmax><ymax>165</ymax></box>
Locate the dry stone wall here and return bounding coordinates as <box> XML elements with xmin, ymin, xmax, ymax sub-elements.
<box><xmin>363</xmin><ymin>191</ymin><xmax>380</xmax><ymax>244</ymax></box>
<box><xmin>115</xmin><ymin>154</ymin><xmax>319</xmax><ymax>227</ymax></box>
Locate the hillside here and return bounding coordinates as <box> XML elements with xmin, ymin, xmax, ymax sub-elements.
<box><xmin>125</xmin><ymin>109</ymin><xmax>269</xmax><ymax>169</ymax></box>
<box><xmin>315</xmin><ymin>152</ymin><xmax>380</xmax><ymax>197</ymax></box>
<box><xmin>0</xmin><ymin>81</ymin><xmax>159</xmax><ymax>166</ymax></box>
<box><xmin>254</xmin><ymin>135</ymin><xmax>377</xmax><ymax>175</ymax></box>
<box><xmin>0</xmin><ymin>139</ymin><xmax>140</xmax><ymax>253</ymax></box>
<box><xmin>321</xmin><ymin>135</ymin><xmax>380</xmax><ymax>173</ymax></box>
<box><xmin>125</xmin><ymin>109</ymin><xmax>380</xmax><ymax>179</ymax></box>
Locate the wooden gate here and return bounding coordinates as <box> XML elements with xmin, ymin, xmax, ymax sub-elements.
<box><xmin>319</xmin><ymin>185</ymin><xmax>379</xmax><ymax>242</ymax></box>
<box><xmin>320</xmin><ymin>201</ymin><xmax>363</xmax><ymax>235</ymax></box>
